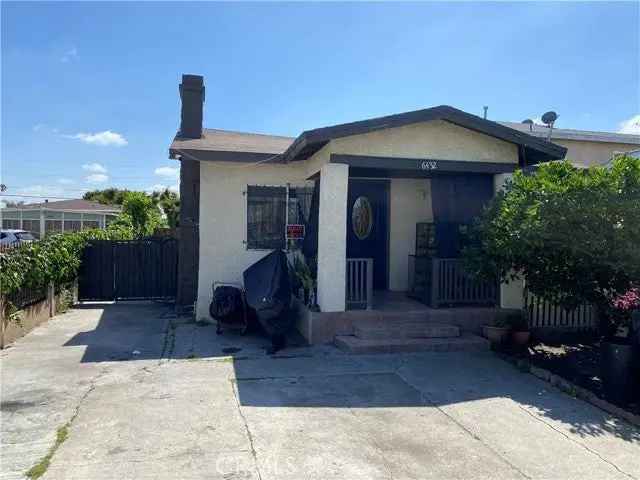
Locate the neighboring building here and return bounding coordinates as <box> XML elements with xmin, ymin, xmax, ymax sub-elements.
<box><xmin>499</xmin><ymin>122</ymin><xmax>640</xmax><ymax>167</ymax></box>
<box><xmin>169</xmin><ymin>75</ymin><xmax>568</xmax><ymax>327</ymax></box>
<box><xmin>0</xmin><ymin>199</ymin><xmax>121</xmax><ymax>239</ymax></box>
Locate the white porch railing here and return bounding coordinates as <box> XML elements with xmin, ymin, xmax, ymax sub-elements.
<box><xmin>346</xmin><ymin>258</ymin><xmax>373</xmax><ymax>310</ymax></box>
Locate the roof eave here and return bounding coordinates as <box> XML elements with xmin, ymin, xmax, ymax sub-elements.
<box><xmin>284</xmin><ymin>105</ymin><xmax>567</xmax><ymax>163</ymax></box>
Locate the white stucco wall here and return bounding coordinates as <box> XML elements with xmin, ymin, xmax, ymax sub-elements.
<box><xmin>316</xmin><ymin>163</ymin><xmax>349</xmax><ymax>312</ymax></box>
<box><xmin>196</xmin><ymin>161</ymin><xmax>312</xmax><ymax>321</ymax></box>
<box><xmin>328</xmin><ymin>119</ymin><xmax>519</xmax><ymax>164</ymax></box>
<box><xmin>554</xmin><ymin>139</ymin><xmax>639</xmax><ymax>167</ymax></box>
<box><xmin>388</xmin><ymin>178</ymin><xmax>433</xmax><ymax>291</ymax></box>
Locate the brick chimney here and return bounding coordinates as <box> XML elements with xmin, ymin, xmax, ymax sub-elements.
<box><xmin>179</xmin><ymin>74</ymin><xmax>204</xmax><ymax>139</ymax></box>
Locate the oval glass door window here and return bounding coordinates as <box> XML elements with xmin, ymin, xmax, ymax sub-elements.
<box><xmin>352</xmin><ymin>196</ymin><xmax>373</xmax><ymax>240</ymax></box>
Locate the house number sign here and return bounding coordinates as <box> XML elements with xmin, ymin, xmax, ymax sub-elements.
<box><xmin>419</xmin><ymin>160</ymin><xmax>438</xmax><ymax>171</ymax></box>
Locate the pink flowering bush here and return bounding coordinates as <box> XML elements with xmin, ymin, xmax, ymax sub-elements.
<box><xmin>612</xmin><ymin>288</ymin><xmax>640</xmax><ymax>312</ymax></box>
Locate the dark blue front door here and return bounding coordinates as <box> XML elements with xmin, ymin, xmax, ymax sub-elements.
<box><xmin>347</xmin><ymin>179</ymin><xmax>389</xmax><ymax>289</ymax></box>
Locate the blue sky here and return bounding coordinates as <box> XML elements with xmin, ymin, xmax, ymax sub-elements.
<box><xmin>1</xmin><ymin>1</ymin><xmax>638</xmax><ymax>203</ymax></box>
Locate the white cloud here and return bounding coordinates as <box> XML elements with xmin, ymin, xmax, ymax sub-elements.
<box><xmin>65</xmin><ymin>130</ymin><xmax>128</xmax><ymax>147</ymax></box>
<box><xmin>61</xmin><ymin>47</ymin><xmax>78</xmax><ymax>63</ymax></box>
<box><xmin>85</xmin><ymin>173</ymin><xmax>109</xmax><ymax>184</ymax></box>
<box><xmin>57</xmin><ymin>178</ymin><xmax>74</xmax><ymax>185</ymax></box>
<box><xmin>618</xmin><ymin>114</ymin><xmax>640</xmax><ymax>135</ymax></box>
<box><xmin>154</xmin><ymin>166</ymin><xmax>179</xmax><ymax>179</ymax></box>
<box><xmin>82</xmin><ymin>162</ymin><xmax>108</xmax><ymax>174</ymax></box>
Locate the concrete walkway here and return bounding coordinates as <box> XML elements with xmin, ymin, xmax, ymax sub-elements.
<box><xmin>1</xmin><ymin>303</ymin><xmax>639</xmax><ymax>480</ymax></box>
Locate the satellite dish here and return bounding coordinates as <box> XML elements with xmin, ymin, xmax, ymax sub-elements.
<box><xmin>541</xmin><ymin>111</ymin><xmax>558</xmax><ymax>141</ymax></box>
<box><xmin>541</xmin><ymin>111</ymin><xmax>558</xmax><ymax>127</ymax></box>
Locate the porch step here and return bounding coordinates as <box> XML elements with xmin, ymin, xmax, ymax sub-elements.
<box><xmin>353</xmin><ymin>322</ymin><xmax>460</xmax><ymax>340</ymax></box>
<box><xmin>334</xmin><ymin>333</ymin><xmax>489</xmax><ymax>355</ymax></box>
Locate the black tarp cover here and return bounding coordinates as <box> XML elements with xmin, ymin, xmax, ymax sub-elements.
<box><xmin>243</xmin><ymin>250</ymin><xmax>292</xmax><ymax>336</ymax></box>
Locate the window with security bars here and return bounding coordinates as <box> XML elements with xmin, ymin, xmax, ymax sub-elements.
<box><xmin>247</xmin><ymin>186</ymin><xmax>287</xmax><ymax>250</ymax></box>
<box><xmin>246</xmin><ymin>185</ymin><xmax>314</xmax><ymax>250</ymax></box>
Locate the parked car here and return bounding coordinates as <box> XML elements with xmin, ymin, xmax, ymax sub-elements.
<box><xmin>0</xmin><ymin>229</ymin><xmax>36</xmax><ymax>247</ymax></box>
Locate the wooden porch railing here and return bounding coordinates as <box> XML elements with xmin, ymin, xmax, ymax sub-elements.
<box><xmin>408</xmin><ymin>256</ymin><xmax>497</xmax><ymax>308</ymax></box>
<box><xmin>346</xmin><ymin>258</ymin><xmax>373</xmax><ymax>310</ymax></box>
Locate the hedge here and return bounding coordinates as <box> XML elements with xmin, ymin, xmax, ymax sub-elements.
<box><xmin>0</xmin><ymin>224</ymin><xmax>134</xmax><ymax>301</ymax></box>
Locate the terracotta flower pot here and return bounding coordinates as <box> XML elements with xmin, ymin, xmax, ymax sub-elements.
<box><xmin>512</xmin><ymin>330</ymin><xmax>531</xmax><ymax>346</ymax></box>
<box><xmin>483</xmin><ymin>325</ymin><xmax>510</xmax><ymax>344</ymax></box>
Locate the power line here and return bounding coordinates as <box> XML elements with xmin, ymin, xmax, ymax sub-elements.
<box><xmin>0</xmin><ymin>193</ymin><xmax>78</xmax><ymax>199</ymax></box>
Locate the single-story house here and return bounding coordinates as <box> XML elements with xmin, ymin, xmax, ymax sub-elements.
<box><xmin>0</xmin><ymin>199</ymin><xmax>121</xmax><ymax>239</ymax></box>
<box><xmin>169</xmin><ymin>74</ymin><xmax>571</xmax><ymax>342</ymax></box>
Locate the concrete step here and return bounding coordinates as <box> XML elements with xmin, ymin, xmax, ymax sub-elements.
<box><xmin>334</xmin><ymin>333</ymin><xmax>489</xmax><ymax>354</ymax></box>
<box><xmin>353</xmin><ymin>322</ymin><xmax>460</xmax><ymax>340</ymax></box>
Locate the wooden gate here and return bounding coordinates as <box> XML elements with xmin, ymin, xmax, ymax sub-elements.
<box><xmin>78</xmin><ymin>238</ymin><xmax>178</xmax><ymax>301</ymax></box>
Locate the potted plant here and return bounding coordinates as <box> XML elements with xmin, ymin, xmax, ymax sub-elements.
<box><xmin>509</xmin><ymin>311</ymin><xmax>531</xmax><ymax>346</ymax></box>
<box><xmin>600</xmin><ymin>288</ymin><xmax>639</xmax><ymax>404</ymax></box>
<box><xmin>291</xmin><ymin>254</ymin><xmax>316</xmax><ymax>307</ymax></box>
<box><xmin>483</xmin><ymin>311</ymin><xmax>512</xmax><ymax>345</ymax></box>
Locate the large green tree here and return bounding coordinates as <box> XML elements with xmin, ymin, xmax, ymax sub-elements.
<box><xmin>151</xmin><ymin>188</ymin><xmax>180</xmax><ymax>228</ymax></box>
<box><xmin>83</xmin><ymin>188</ymin><xmax>131</xmax><ymax>206</ymax></box>
<box><xmin>115</xmin><ymin>191</ymin><xmax>166</xmax><ymax>238</ymax></box>
<box><xmin>84</xmin><ymin>187</ymin><xmax>180</xmax><ymax>228</ymax></box>
<box><xmin>464</xmin><ymin>155</ymin><xmax>640</xmax><ymax>334</ymax></box>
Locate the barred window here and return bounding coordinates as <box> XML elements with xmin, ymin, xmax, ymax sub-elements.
<box><xmin>247</xmin><ymin>186</ymin><xmax>287</xmax><ymax>250</ymax></box>
<box><xmin>246</xmin><ymin>185</ymin><xmax>314</xmax><ymax>250</ymax></box>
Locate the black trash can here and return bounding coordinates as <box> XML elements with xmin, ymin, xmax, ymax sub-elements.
<box><xmin>601</xmin><ymin>339</ymin><xmax>635</xmax><ymax>405</ymax></box>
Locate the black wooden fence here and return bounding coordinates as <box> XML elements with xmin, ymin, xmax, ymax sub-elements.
<box><xmin>78</xmin><ymin>238</ymin><xmax>178</xmax><ymax>301</ymax></box>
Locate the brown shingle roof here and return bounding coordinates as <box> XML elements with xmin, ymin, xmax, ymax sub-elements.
<box><xmin>170</xmin><ymin>128</ymin><xmax>294</xmax><ymax>158</ymax></box>
<box><xmin>6</xmin><ymin>199</ymin><xmax>121</xmax><ymax>212</ymax></box>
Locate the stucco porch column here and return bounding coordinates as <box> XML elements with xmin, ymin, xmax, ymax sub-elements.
<box><xmin>317</xmin><ymin>163</ymin><xmax>349</xmax><ymax>312</ymax></box>
<box><xmin>494</xmin><ymin>173</ymin><xmax>525</xmax><ymax>309</ymax></box>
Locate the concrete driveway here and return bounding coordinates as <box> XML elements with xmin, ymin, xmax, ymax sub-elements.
<box><xmin>1</xmin><ymin>302</ymin><xmax>639</xmax><ymax>480</ymax></box>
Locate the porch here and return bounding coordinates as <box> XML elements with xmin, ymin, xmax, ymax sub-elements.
<box><xmin>314</xmin><ymin>154</ymin><xmax>512</xmax><ymax>314</ymax></box>
<box><xmin>294</xmin><ymin>289</ymin><xmax>498</xmax><ymax>349</ymax></box>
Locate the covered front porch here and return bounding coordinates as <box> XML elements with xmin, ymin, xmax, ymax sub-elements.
<box><xmin>313</xmin><ymin>153</ymin><xmax>513</xmax><ymax>314</ymax></box>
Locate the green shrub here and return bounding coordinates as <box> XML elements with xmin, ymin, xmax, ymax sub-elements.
<box><xmin>464</xmin><ymin>155</ymin><xmax>640</xmax><ymax>338</ymax></box>
<box><xmin>0</xmin><ymin>223</ymin><xmax>134</xmax><ymax>319</ymax></box>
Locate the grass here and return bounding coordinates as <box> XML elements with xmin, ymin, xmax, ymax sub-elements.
<box><xmin>26</xmin><ymin>424</ymin><xmax>70</xmax><ymax>479</ymax></box>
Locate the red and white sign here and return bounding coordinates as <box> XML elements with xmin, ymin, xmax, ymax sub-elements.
<box><xmin>286</xmin><ymin>224</ymin><xmax>305</xmax><ymax>240</ymax></box>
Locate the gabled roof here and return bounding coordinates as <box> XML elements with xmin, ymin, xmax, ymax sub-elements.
<box><xmin>169</xmin><ymin>105</ymin><xmax>568</xmax><ymax>165</ymax></box>
<box><xmin>499</xmin><ymin>122</ymin><xmax>640</xmax><ymax>145</ymax></box>
<box><xmin>281</xmin><ymin>105</ymin><xmax>567</xmax><ymax>164</ymax></box>
<box><xmin>2</xmin><ymin>199</ymin><xmax>121</xmax><ymax>212</ymax></box>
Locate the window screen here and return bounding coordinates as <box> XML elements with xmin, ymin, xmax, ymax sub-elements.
<box><xmin>246</xmin><ymin>186</ymin><xmax>287</xmax><ymax>250</ymax></box>
<box><xmin>21</xmin><ymin>220</ymin><xmax>40</xmax><ymax>238</ymax></box>
<box><xmin>2</xmin><ymin>219</ymin><xmax>20</xmax><ymax>229</ymax></box>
